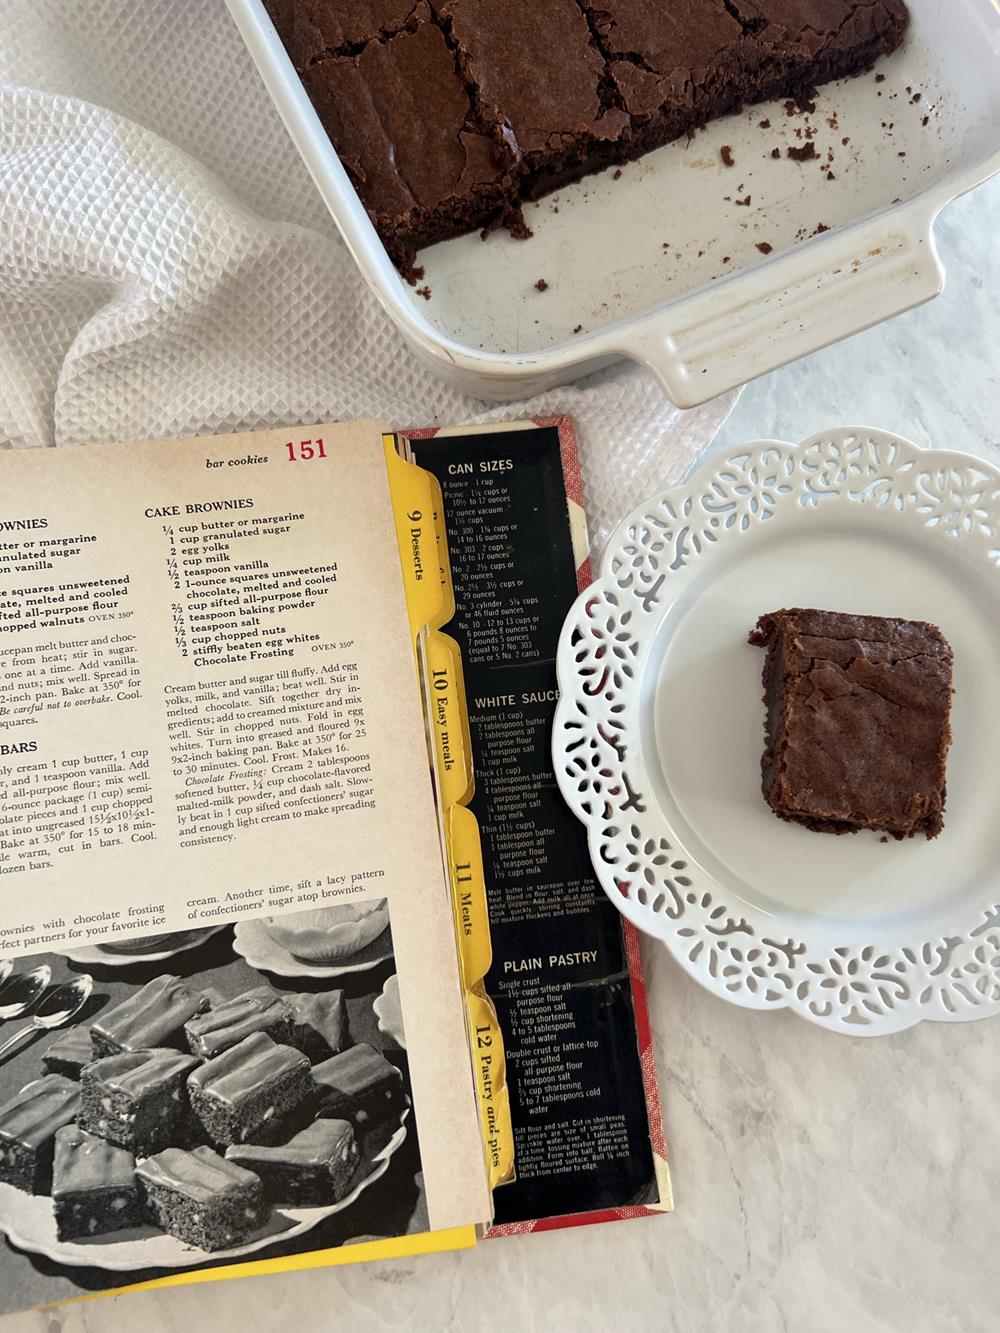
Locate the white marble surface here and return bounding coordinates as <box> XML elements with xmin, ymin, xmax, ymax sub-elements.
<box><xmin>8</xmin><ymin>179</ymin><xmax>1000</xmax><ymax>1333</ymax></box>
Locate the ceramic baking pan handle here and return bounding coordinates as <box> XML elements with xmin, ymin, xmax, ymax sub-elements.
<box><xmin>622</xmin><ymin>204</ymin><xmax>944</xmax><ymax>408</ymax></box>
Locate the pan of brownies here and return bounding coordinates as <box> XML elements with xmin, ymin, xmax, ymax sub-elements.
<box><xmin>226</xmin><ymin>0</ymin><xmax>1000</xmax><ymax>405</ymax></box>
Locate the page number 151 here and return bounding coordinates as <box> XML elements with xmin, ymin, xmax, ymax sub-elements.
<box><xmin>285</xmin><ymin>438</ymin><xmax>327</xmax><ymax>461</ymax></box>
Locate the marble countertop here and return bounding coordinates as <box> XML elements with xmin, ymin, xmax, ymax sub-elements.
<box><xmin>8</xmin><ymin>178</ymin><xmax>998</xmax><ymax>1333</ymax></box>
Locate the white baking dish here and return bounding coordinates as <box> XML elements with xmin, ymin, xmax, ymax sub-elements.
<box><xmin>226</xmin><ymin>0</ymin><xmax>1000</xmax><ymax>407</ymax></box>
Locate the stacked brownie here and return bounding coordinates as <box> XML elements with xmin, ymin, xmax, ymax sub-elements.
<box><xmin>264</xmin><ymin>0</ymin><xmax>910</xmax><ymax>264</ymax></box>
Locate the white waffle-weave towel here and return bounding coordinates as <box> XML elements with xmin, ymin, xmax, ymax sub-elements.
<box><xmin>0</xmin><ymin>0</ymin><xmax>735</xmax><ymax>551</ymax></box>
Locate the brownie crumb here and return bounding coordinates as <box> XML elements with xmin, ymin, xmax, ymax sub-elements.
<box><xmin>813</xmin><ymin>222</ymin><xmax>831</xmax><ymax>235</ymax></box>
<box><xmin>759</xmin><ymin>119</ymin><xmax>771</xmax><ymax>129</ymax></box>
<box><xmin>826</xmin><ymin>171</ymin><xmax>836</xmax><ymax>181</ymax></box>
<box><xmin>534</xmin><ymin>278</ymin><xmax>549</xmax><ymax>292</ymax></box>
<box><xmin>876</xmin><ymin>72</ymin><xmax>886</xmax><ymax>83</ymax></box>
<box><xmin>722</xmin><ymin>256</ymin><xmax>731</xmax><ymax>264</ymax></box>
<box><xmin>735</xmin><ymin>195</ymin><xmax>752</xmax><ymax>207</ymax></box>
<box><xmin>922</xmin><ymin>115</ymin><xmax>930</xmax><ymax>127</ymax></box>
<box><xmin>415</xmin><ymin>285</ymin><xmax>432</xmax><ymax>300</ymax></box>
<box><xmin>756</xmin><ymin>242</ymin><xmax>774</xmax><ymax>255</ymax></box>
<box><xmin>572</xmin><ymin>323</ymin><xmax>583</xmax><ymax>334</ymax></box>
<box><xmin>787</xmin><ymin>142</ymin><xmax>818</xmax><ymax>162</ymax></box>
<box><xmin>721</xmin><ymin>145</ymin><xmax>735</xmax><ymax>167</ymax></box>
<box><xmin>612</xmin><ymin>168</ymin><xmax>623</xmax><ymax>180</ymax></box>
<box><xmin>771</xmin><ymin>147</ymin><xmax>782</xmax><ymax>159</ymax></box>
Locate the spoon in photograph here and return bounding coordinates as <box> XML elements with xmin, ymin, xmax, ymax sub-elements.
<box><xmin>0</xmin><ymin>964</ymin><xmax>51</xmax><ymax>1021</ymax></box>
<box><xmin>0</xmin><ymin>974</ymin><xmax>93</xmax><ymax>1063</ymax></box>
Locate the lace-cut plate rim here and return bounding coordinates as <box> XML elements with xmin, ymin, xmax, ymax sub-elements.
<box><xmin>553</xmin><ymin>427</ymin><xmax>1000</xmax><ymax>1035</ymax></box>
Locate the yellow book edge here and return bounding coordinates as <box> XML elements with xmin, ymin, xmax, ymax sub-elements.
<box><xmin>52</xmin><ymin>1227</ymin><xmax>478</xmax><ymax>1309</ymax></box>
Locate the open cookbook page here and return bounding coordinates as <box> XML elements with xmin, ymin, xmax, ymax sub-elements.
<box><xmin>0</xmin><ymin>422</ymin><xmax>490</xmax><ymax>1315</ymax></box>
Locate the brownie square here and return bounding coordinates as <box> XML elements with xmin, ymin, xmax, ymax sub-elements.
<box><xmin>52</xmin><ymin>1126</ymin><xmax>142</xmax><ymax>1242</ymax></box>
<box><xmin>311</xmin><ymin>1044</ymin><xmax>404</xmax><ymax>1132</ymax></box>
<box><xmin>226</xmin><ymin>1119</ymin><xmax>360</xmax><ymax>1206</ymax></box>
<box><xmin>187</xmin><ymin>1033</ymin><xmax>313</xmax><ymax>1148</ymax></box>
<box><xmin>90</xmin><ymin>975</ymin><xmax>209</xmax><ymax>1058</ymax></box>
<box><xmin>42</xmin><ymin>1026</ymin><xmax>94</xmax><ymax>1080</ymax></box>
<box><xmin>301</xmin><ymin>18</ymin><xmax>510</xmax><ymax>263</ymax></box>
<box><xmin>287</xmin><ymin>990</ymin><xmax>351</xmax><ymax>1063</ymax></box>
<box><xmin>749</xmin><ymin>609</ymin><xmax>953</xmax><ymax>838</ymax></box>
<box><xmin>733</xmin><ymin>0</ymin><xmax>909</xmax><ymax>77</ymax></box>
<box><xmin>264</xmin><ymin>0</ymin><xmax>424</xmax><ymax>67</ymax></box>
<box><xmin>137</xmin><ymin>1146</ymin><xmax>265</xmax><ymax>1251</ymax></box>
<box><xmin>185</xmin><ymin>988</ymin><xmax>294</xmax><ymax>1060</ymax></box>
<box><xmin>0</xmin><ymin>1075</ymin><xmax>81</xmax><ymax>1195</ymax></box>
<box><xmin>576</xmin><ymin>1</ymin><xmax>747</xmax><ymax>132</ymax></box>
<box><xmin>434</xmin><ymin>0</ymin><xmax>630</xmax><ymax>197</ymax></box>
<box><xmin>80</xmin><ymin>1048</ymin><xmax>201</xmax><ymax>1155</ymax></box>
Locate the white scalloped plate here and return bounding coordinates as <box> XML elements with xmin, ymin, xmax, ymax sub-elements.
<box><xmin>58</xmin><ymin>927</ymin><xmax>227</xmax><ymax>968</ymax></box>
<box><xmin>372</xmin><ymin>974</ymin><xmax>405</xmax><ymax>1049</ymax></box>
<box><xmin>554</xmin><ymin>427</ymin><xmax>1000</xmax><ymax>1036</ymax></box>
<box><xmin>232</xmin><ymin>920</ymin><xmax>393</xmax><ymax>980</ymax></box>
<box><xmin>0</xmin><ymin>1104</ymin><xmax>409</xmax><ymax>1271</ymax></box>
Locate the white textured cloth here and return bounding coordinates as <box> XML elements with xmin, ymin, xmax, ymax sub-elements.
<box><xmin>0</xmin><ymin>0</ymin><xmax>735</xmax><ymax>550</ymax></box>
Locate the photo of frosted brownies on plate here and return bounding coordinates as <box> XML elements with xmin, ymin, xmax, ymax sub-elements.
<box><xmin>0</xmin><ymin>900</ymin><xmax>418</xmax><ymax>1273</ymax></box>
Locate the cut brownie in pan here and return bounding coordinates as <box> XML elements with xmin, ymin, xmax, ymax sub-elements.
<box><xmin>226</xmin><ymin>1119</ymin><xmax>360</xmax><ymax>1206</ymax></box>
<box><xmin>90</xmin><ymin>975</ymin><xmax>209</xmax><ymax>1058</ymax></box>
<box><xmin>52</xmin><ymin>1126</ymin><xmax>142</xmax><ymax>1242</ymax></box>
<box><xmin>434</xmin><ymin>0</ymin><xmax>630</xmax><ymax>198</ymax></box>
<box><xmin>270</xmin><ymin>0</ymin><xmax>909</xmax><ymax>264</ymax></box>
<box><xmin>187</xmin><ymin>1033</ymin><xmax>313</xmax><ymax>1148</ymax></box>
<box><xmin>264</xmin><ymin>0</ymin><xmax>425</xmax><ymax>66</ymax></box>
<box><xmin>749</xmin><ymin>608</ymin><xmax>953</xmax><ymax>839</ymax></box>
<box><xmin>576</xmin><ymin>0</ymin><xmax>749</xmax><ymax>142</ymax></box>
<box><xmin>311</xmin><ymin>1044</ymin><xmax>404</xmax><ymax>1132</ymax></box>
<box><xmin>137</xmin><ymin>1146</ymin><xmax>265</xmax><ymax>1251</ymax></box>
<box><xmin>185</xmin><ymin>988</ymin><xmax>294</xmax><ymax>1060</ymax></box>
<box><xmin>301</xmin><ymin>18</ymin><xmax>511</xmax><ymax>264</ymax></box>
<box><xmin>0</xmin><ymin>1075</ymin><xmax>81</xmax><ymax>1194</ymax></box>
<box><xmin>80</xmin><ymin>1048</ymin><xmax>201</xmax><ymax>1155</ymax></box>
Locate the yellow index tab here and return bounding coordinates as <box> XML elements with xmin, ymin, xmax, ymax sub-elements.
<box><xmin>383</xmin><ymin>435</ymin><xmax>447</xmax><ymax>642</ymax></box>
<box><xmin>447</xmin><ymin>804</ymin><xmax>492</xmax><ymax>987</ymax></box>
<box><xmin>468</xmin><ymin>990</ymin><xmax>515</xmax><ymax>1188</ymax></box>
<box><xmin>446</xmin><ymin>804</ymin><xmax>513</xmax><ymax>1189</ymax></box>
<box><xmin>425</xmin><ymin>631</ymin><xmax>473</xmax><ymax>809</ymax></box>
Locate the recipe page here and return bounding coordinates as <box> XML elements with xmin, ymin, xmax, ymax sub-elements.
<box><xmin>0</xmin><ymin>421</ymin><xmax>488</xmax><ymax>1311</ymax></box>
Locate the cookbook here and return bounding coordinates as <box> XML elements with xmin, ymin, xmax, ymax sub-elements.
<box><xmin>0</xmin><ymin>418</ymin><xmax>668</xmax><ymax>1315</ymax></box>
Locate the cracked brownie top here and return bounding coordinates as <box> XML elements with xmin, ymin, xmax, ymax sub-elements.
<box><xmin>267</xmin><ymin>0</ymin><xmax>909</xmax><ymax>265</ymax></box>
<box><xmin>750</xmin><ymin>608</ymin><xmax>953</xmax><ymax>839</ymax></box>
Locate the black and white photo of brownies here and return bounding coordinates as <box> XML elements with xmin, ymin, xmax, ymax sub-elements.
<box><xmin>0</xmin><ymin>898</ymin><xmax>417</xmax><ymax>1316</ymax></box>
